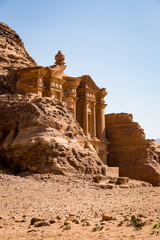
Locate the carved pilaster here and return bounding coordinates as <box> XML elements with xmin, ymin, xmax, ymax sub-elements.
<box><xmin>96</xmin><ymin>101</ymin><xmax>107</xmax><ymax>140</ymax></box>
<box><xmin>83</xmin><ymin>101</ymin><xmax>88</xmax><ymax>136</ymax></box>
<box><xmin>91</xmin><ymin>102</ymin><xmax>96</xmax><ymax>138</ymax></box>
<box><xmin>73</xmin><ymin>97</ymin><xmax>78</xmax><ymax>118</ymax></box>
<box><xmin>59</xmin><ymin>92</ymin><xmax>63</xmax><ymax>101</ymax></box>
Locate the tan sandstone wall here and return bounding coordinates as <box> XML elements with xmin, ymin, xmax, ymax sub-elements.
<box><xmin>0</xmin><ymin>23</ymin><xmax>36</xmax><ymax>76</ymax></box>
<box><xmin>0</xmin><ymin>22</ymin><xmax>37</xmax><ymax>94</ymax></box>
<box><xmin>105</xmin><ymin>113</ymin><xmax>160</xmax><ymax>185</ymax></box>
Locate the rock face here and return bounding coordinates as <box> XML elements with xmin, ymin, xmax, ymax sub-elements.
<box><xmin>105</xmin><ymin>113</ymin><xmax>160</xmax><ymax>186</ymax></box>
<box><xmin>0</xmin><ymin>94</ymin><xmax>105</xmax><ymax>175</ymax></box>
<box><xmin>0</xmin><ymin>22</ymin><xmax>36</xmax><ymax>76</ymax></box>
<box><xmin>0</xmin><ymin>23</ymin><xmax>36</xmax><ymax>94</ymax></box>
<box><xmin>149</xmin><ymin>139</ymin><xmax>160</xmax><ymax>162</ymax></box>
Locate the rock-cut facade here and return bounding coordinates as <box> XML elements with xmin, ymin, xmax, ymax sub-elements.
<box><xmin>16</xmin><ymin>51</ymin><xmax>109</xmax><ymax>164</ymax></box>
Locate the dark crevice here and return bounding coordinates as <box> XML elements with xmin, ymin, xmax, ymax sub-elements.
<box><xmin>0</xmin><ymin>122</ymin><xmax>19</xmax><ymax>168</ymax></box>
<box><xmin>13</xmin><ymin>121</ymin><xmax>19</xmax><ymax>140</ymax></box>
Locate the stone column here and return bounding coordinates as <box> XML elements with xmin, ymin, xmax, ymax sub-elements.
<box><xmin>83</xmin><ymin>101</ymin><xmax>88</xmax><ymax>136</ymax></box>
<box><xmin>59</xmin><ymin>92</ymin><xmax>63</xmax><ymax>101</ymax></box>
<box><xmin>71</xmin><ymin>97</ymin><xmax>78</xmax><ymax>118</ymax></box>
<box><xmin>101</xmin><ymin>105</ymin><xmax>106</xmax><ymax>139</ymax></box>
<box><xmin>91</xmin><ymin>102</ymin><xmax>96</xmax><ymax>138</ymax></box>
<box><xmin>96</xmin><ymin>102</ymin><xmax>106</xmax><ymax>140</ymax></box>
<box><xmin>73</xmin><ymin>100</ymin><xmax>76</xmax><ymax>118</ymax></box>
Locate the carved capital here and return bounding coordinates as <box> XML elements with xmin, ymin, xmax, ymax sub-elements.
<box><xmin>96</xmin><ymin>102</ymin><xmax>107</xmax><ymax>109</ymax></box>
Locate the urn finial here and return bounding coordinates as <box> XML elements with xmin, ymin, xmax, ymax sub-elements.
<box><xmin>55</xmin><ymin>50</ymin><xmax>65</xmax><ymax>66</ymax></box>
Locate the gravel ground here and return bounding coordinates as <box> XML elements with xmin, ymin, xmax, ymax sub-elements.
<box><xmin>0</xmin><ymin>172</ymin><xmax>160</xmax><ymax>240</ymax></box>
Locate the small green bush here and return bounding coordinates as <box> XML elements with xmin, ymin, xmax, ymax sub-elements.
<box><xmin>150</xmin><ymin>230</ymin><xmax>159</xmax><ymax>235</ymax></box>
<box><xmin>131</xmin><ymin>218</ymin><xmax>141</xmax><ymax>224</ymax></box>
<box><xmin>92</xmin><ymin>226</ymin><xmax>104</xmax><ymax>232</ymax></box>
<box><xmin>134</xmin><ymin>226</ymin><xmax>142</xmax><ymax>231</ymax></box>
<box><xmin>63</xmin><ymin>225</ymin><xmax>71</xmax><ymax>230</ymax></box>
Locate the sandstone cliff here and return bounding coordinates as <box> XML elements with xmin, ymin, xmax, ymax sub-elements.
<box><xmin>0</xmin><ymin>94</ymin><xmax>105</xmax><ymax>175</ymax></box>
<box><xmin>0</xmin><ymin>23</ymin><xmax>36</xmax><ymax>94</ymax></box>
<box><xmin>0</xmin><ymin>23</ymin><xmax>36</xmax><ymax>76</ymax></box>
<box><xmin>105</xmin><ymin>113</ymin><xmax>160</xmax><ymax>186</ymax></box>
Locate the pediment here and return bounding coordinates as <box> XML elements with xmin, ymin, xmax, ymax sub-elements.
<box><xmin>78</xmin><ymin>75</ymin><xmax>100</xmax><ymax>91</ymax></box>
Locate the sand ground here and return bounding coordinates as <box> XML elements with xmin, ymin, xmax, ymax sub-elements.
<box><xmin>0</xmin><ymin>172</ymin><xmax>160</xmax><ymax>240</ymax></box>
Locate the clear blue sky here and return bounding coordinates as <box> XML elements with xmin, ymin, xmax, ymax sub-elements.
<box><xmin>0</xmin><ymin>0</ymin><xmax>160</xmax><ymax>139</ymax></box>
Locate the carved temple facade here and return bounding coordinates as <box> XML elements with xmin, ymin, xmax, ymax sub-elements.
<box><xmin>16</xmin><ymin>51</ymin><xmax>109</xmax><ymax>163</ymax></box>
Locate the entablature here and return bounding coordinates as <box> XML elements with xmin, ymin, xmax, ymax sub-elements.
<box><xmin>63</xmin><ymin>75</ymin><xmax>81</xmax><ymax>89</ymax></box>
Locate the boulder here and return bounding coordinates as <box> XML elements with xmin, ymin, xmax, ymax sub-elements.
<box><xmin>0</xmin><ymin>94</ymin><xmax>105</xmax><ymax>175</ymax></box>
<box><xmin>116</xmin><ymin>177</ymin><xmax>129</xmax><ymax>185</ymax></box>
<box><xmin>93</xmin><ymin>175</ymin><xmax>109</xmax><ymax>183</ymax></box>
<box><xmin>102</xmin><ymin>214</ymin><xmax>115</xmax><ymax>221</ymax></box>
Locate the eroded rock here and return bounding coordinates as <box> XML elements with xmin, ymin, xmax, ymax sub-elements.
<box><xmin>116</xmin><ymin>177</ymin><xmax>129</xmax><ymax>185</ymax></box>
<box><xmin>106</xmin><ymin>113</ymin><xmax>160</xmax><ymax>186</ymax></box>
<box><xmin>0</xmin><ymin>94</ymin><xmax>105</xmax><ymax>175</ymax></box>
<box><xmin>0</xmin><ymin>23</ymin><xmax>37</xmax><ymax>94</ymax></box>
<box><xmin>0</xmin><ymin>23</ymin><xmax>36</xmax><ymax>77</ymax></box>
<box><xmin>102</xmin><ymin>214</ymin><xmax>115</xmax><ymax>221</ymax></box>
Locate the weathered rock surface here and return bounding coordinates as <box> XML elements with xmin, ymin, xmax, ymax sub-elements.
<box><xmin>0</xmin><ymin>23</ymin><xmax>36</xmax><ymax>94</ymax></box>
<box><xmin>0</xmin><ymin>93</ymin><xmax>105</xmax><ymax>174</ymax></box>
<box><xmin>105</xmin><ymin>113</ymin><xmax>160</xmax><ymax>186</ymax></box>
<box><xmin>149</xmin><ymin>139</ymin><xmax>160</xmax><ymax>160</ymax></box>
<box><xmin>116</xmin><ymin>177</ymin><xmax>129</xmax><ymax>185</ymax></box>
<box><xmin>0</xmin><ymin>22</ymin><xmax>36</xmax><ymax>76</ymax></box>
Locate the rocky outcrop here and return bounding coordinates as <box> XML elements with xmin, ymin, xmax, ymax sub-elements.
<box><xmin>148</xmin><ymin>139</ymin><xmax>160</xmax><ymax>163</ymax></box>
<box><xmin>0</xmin><ymin>22</ymin><xmax>36</xmax><ymax>76</ymax></box>
<box><xmin>0</xmin><ymin>23</ymin><xmax>36</xmax><ymax>94</ymax></box>
<box><xmin>105</xmin><ymin>113</ymin><xmax>160</xmax><ymax>186</ymax></box>
<box><xmin>0</xmin><ymin>94</ymin><xmax>106</xmax><ymax>175</ymax></box>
